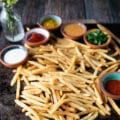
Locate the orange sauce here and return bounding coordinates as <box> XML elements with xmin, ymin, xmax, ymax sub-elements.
<box><xmin>64</xmin><ymin>23</ymin><xmax>85</xmax><ymax>37</ymax></box>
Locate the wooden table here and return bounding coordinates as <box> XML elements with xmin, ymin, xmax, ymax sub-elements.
<box><xmin>14</xmin><ymin>0</ymin><xmax>120</xmax><ymax>24</ymax></box>
<box><xmin>0</xmin><ymin>0</ymin><xmax>120</xmax><ymax>120</ymax></box>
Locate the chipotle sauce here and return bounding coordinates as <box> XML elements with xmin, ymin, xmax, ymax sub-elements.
<box><xmin>64</xmin><ymin>23</ymin><xmax>85</xmax><ymax>37</ymax></box>
<box><xmin>28</xmin><ymin>32</ymin><xmax>46</xmax><ymax>43</ymax></box>
<box><xmin>105</xmin><ymin>80</ymin><xmax>120</xmax><ymax>95</ymax></box>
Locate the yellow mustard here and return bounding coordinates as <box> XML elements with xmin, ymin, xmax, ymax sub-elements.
<box><xmin>42</xmin><ymin>18</ymin><xmax>58</xmax><ymax>29</ymax></box>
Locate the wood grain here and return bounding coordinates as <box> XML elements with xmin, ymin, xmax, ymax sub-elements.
<box><xmin>44</xmin><ymin>0</ymin><xmax>86</xmax><ymax>20</ymax></box>
<box><xmin>84</xmin><ymin>0</ymin><xmax>112</xmax><ymax>23</ymax></box>
<box><xmin>109</xmin><ymin>0</ymin><xmax>120</xmax><ymax>23</ymax></box>
<box><xmin>13</xmin><ymin>0</ymin><xmax>120</xmax><ymax>24</ymax></box>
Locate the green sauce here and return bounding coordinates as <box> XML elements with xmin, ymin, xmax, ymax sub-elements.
<box><xmin>87</xmin><ymin>29</ymin><xmax>108</xmax><ymax>45</ymax></box>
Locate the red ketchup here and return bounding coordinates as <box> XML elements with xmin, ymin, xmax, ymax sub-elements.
<box><xmin>28</xmin><ymin>32</ymin><xmax>46</xmax><ymax>43</ymax></box>
<box><xmin>105</xmin><ymin>80</ymin><xmax>120</xmax><ymax>95</ymax></box>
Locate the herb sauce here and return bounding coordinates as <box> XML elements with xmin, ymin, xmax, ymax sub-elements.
<box><xmin>87</xmin><ymin>29</ymin><xmax>108</xmax><ymax>45</ymax></box>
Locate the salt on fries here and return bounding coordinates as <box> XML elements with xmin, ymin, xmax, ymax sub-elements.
<box><xmin>11</xmin><ymin>38</ymin><xmax>120</xmax><ymax>120</ymax></box>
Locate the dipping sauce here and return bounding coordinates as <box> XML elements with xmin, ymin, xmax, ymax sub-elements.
<box><xmin>63</xmin><ymin>23</ymin><xmax>86</xmax><ymax>37</ymax></box>
<box><xmin>41</xmin><ymin>18</ymin><xmax>59</xmax><ymax>29</ymax></box>
<box><xmin>105</xmin><ymin>80</ymin><xmax>120</xmax><ymax>95</ymax></box>
<box><xmin>24</xmin><ymin>28</ymin><xmax>50</xmax><ymax>47</ymax></box>
<box><xmin>86</xmin><ymin>29</ymin><xmax>108</xmax><ymax>45</ymax></box>
<box><xmin>28</xmin><ymin>32</ymin><xmax>46</xmax><ymax>43</ymax></box>
<box><xmin>4</xmin><ymin>48</ymin><xmax>27</xmax><ymax>64</ymax></box>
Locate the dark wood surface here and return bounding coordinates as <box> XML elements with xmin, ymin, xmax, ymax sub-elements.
<box><xmin>0</xmin><ymin>0</ymin><xmax>120</xmax><ymax>120</ymax></box>
<box><xmin>13</xmin><ymin>0</ymin><xmax>120</xmax><ymax>24</ymax></box>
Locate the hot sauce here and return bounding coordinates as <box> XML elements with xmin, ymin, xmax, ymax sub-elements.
<box><xmin>28</xmin><ymin>32</ymin><xmax>46</xmax><ymax>43</ymax></box>
<box><xmin>105</xmin><ymin>80</ymin><xmax>120</xmax><ymax>95</ymax></box>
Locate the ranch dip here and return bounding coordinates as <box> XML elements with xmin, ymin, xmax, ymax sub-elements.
<box><xmin>4</xmin><ymin>48</ymin><xmax>27</xmax><ymax>64</ymax></box>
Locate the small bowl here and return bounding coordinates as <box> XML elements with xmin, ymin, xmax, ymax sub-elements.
<box><xmin>99</xmin><ymin>72</ymin><xmax>120</xmax><ymax>100</ymax></box>
<box><xmin>38</xmin><ymin>14</ymin><xmax>62</xmax><ymax>31</ymax></box>
<box><xmin>24</xmin><ymin>28</ymin><xmax>50</xmax><ymax>47</ymax></box>
<box><xmin>0</xmin><ymin>45</ymin><xmax>28</xmax><ymax>68</ymax></box>
<box><xmin>61</xmin><ymin>22</ymin><xmax>87</xmax><ymax>40</ymax></box>
<box><xmin>83</xmin><ymin>29</ymin><xmax>111</xmax><ymax>49</ymax></box>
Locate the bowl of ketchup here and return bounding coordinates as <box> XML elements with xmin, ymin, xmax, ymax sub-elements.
<box><xmin>24</xmin><ymin>28</ymin><xmax>50</xmax><ymax>47</ymax></box>
<box><xmin>99</xmin><ymin>72</ymin><xmax>120</xmax><ymax>100</ymax></box>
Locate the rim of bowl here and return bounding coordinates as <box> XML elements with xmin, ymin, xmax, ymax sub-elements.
<box><xmin>0</xmin><ymin>45</ymin><xmax>28</xmax><ymax>68</ymax></box>
<box><xmin>39</xmin><ymin>14</ymin><xmax>62</xmax><ymax>31</ymax></box>
<box><xmin>83</xmin><ymin>28</ymin><xmax>111</xmax><ymax>49</ymax></box>
<box><xmin>99</xmin><ymin>72</ymin><xmax>120</xmax><ymax>100</ymax></box>
<box><xmin>61</xmin><ymin>22</ymin><xmax>87</xmax><ymax>39</ymax></box>
<box><xmin>24</xmin><ymin>28</ymin><xmax>50</xmax><ymax>47</ymax></box>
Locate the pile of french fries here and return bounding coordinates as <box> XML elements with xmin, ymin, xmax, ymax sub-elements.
<box><xmin>11</xmin><ymin>38</ymin><xmax>120</xmax><ymax>120</ymax></box>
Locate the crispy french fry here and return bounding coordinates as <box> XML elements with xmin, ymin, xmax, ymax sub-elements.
<box><xmin>11</xmin><ymin>38</ymin><xmax>120</xmax><ymax>120</ymax></box>
<box><xmin>49</xmin><ymin>94</ymin><xmax>67</xmax><ymax>114</ymax></box>
<box><xmin>15</xmin><ymin>100</ymin><xmax>40</xmax><ymax>120</ymax></box>
<box><xmin>16</xmin><ymin>77</ymin><xmax>21</xmax><ymax>99</ymax></box>
<box><xmin>11</xmin><ymin>66</ymin><xmax>22</xmax><ymax>86</ymax></box>
<box><xmin>108</xmin><ymin>97</ymin><xmax>120</xmax><ymax>115</ymax></box>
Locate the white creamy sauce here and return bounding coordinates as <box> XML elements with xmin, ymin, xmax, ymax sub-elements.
<box><xmin>4</xmin><ymin>48</ymin><xmax>27</xmax><ymax>64</ymax></box>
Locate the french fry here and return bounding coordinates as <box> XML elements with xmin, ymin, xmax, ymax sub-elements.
<box><xmin>96</xmin><ymin>102</ymin><xmax>110</xmax><ymax>115</ymax></box>
<box><xmin>30</xmin><ymin>82</ymin><xmax>51</xmax><ymax>94</ymax></box>
<box><xmin>28</xmin><ymin>61</ymin><xmax>44</xmax><ymax>68</ymax></box>
<box><xmin>59</xmin><ymin>77</ymin><xmax>80</xmax><ymax>94</ymax></box>
<box><xmin>92</xmin><ymin>84</ymin><xmax>103</xmax><ymax>105</ymax></box>
<box><xmin>16</xmin><ymin>77</ymin><xmax>21</xmax><ymax>99</ymax></box>
<box><xmin>15</xmin><ymin>99</ymin><xmax>40</xmax><ymax>120</ymax></box>
<box><xmin>88</xmin><ymin>112</ymin><xmax>98</xmax><ymax>120</ymax></box>
<box><xmin>49</xmin><ymin>94</ymin><xmax>67</xmax><ymax>114</ymax></box>
<box><xmin>21</xmin><ymin>94</ymin><xmax>47</xmax><ymax>107</ymax></box>
<box><xmin>11</xmin><ymin>65</ymin><xmax>22</xmax><ymax>86</ymax></box>
<box><xmin>108</xmin><ymin>97</ymin><xmax>120</xmax><ymax>115</ymax></box>
<box><xmin>22</xmin><ymin>76</ymin><xmax>30</xmax><ymax>86</ymax></box>
<box><xmin>11</xmin><ymin>38</ymin><xmax>120</xmax><ymax>120</ymax></box>
<box><xmin>99</xmin><ymin>52</ymin><xmax>116</xmax><ymax>62</ymax></box>
<box><xmin>54</xmin><ymin>111</ymin><xmax>79</xmax><ymax>119</ymax></box>
<box><xmin>22</xmin><ymin>91</ymin><xmax>48</xmax><ymax>103</ymax></box>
